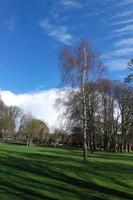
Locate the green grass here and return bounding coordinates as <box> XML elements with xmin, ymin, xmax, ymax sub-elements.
<box><xmin>0</xmin><ymin>143</ymin><xmax>133</xmax><ymax>200</ymax></box>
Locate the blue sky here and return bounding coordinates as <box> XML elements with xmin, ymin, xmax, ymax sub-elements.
<box><xmin>0</xmin><ymin>0</ymin><xmax>133</xmax><ymax>93</ymax></box>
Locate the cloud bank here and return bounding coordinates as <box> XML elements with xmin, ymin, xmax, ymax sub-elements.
<box><xmin>0</xmin><ymin>89</ymin><xmax>65</xmax><ymax>129</ymax></box>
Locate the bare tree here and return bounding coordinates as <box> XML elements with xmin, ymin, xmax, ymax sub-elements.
<box><xmin>114</xmin><ymin>82</ymin><xmax>133</xmax><ymax>152</ymax></box>
<box><xmin>59</xmin><ymin>40</ymin><xmax>104</xmax><ymax>161</ymax></box>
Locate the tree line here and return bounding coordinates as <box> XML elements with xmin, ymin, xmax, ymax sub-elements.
<box><xmin>0</xmin><ymin>100</ymin><xmax>70</xmax><ymax>147</ymax></box>
<box><xmin>61</xmin><ymin>79</ymin><xmax>133</xmax><ymax>152</ymax></box>
<box><xmin>59</xmin><ymin>40</ymin><xmax>133</xmax><ymax>161</ymax></box>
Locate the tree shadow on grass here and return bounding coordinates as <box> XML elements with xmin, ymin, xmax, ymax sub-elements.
<box><xmin>0</xmin><ymin>173</ymin><xmax>103</xmax><ymax>200</ymax></box>
<box><xmin>0</xmin><ymin>152</ymin><xmax>133</xmax><ymax>200</ymax></box>
<box><xmin>92</xmin><ymin>152</ymin><xmax>133</xmax><ymax>161</ymax></box>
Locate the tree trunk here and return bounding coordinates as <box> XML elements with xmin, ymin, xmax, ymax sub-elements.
<box><xmin>89</xmin><ymin>131</ymin><xmax>93</xmax><ymax>153</ymax></box>
<box><xmin>83</xmin><ymin>138</ymin><xmax>87</xmax><ymax>161</ymax></box>
<box><xmin>92</xmin><ymin>127</ymin><xmax>96</xmax><ymax>152</ymax></box>
<box><xmin>27</xmin><ymin>138</ymin><xmax>30</xmax><ymax>147</ymax></box>
<box><xmin>82</xmin><ymin>50</ymin><xmax>88</xmax><ymax>162</ymax></box>
<box><xmin>29</xmin><ymin>138</ymin><xmax>32</xmax><ymax>146</ymax></box>
<box><xmin>125</xmin><ymin>141</ymin><xmax>128</xmax><ymax>153</ymax></box>
<box><xmin>128</xmin><ymin>144</ymin><xmax>131</xmax><ymax>152</ymax></box>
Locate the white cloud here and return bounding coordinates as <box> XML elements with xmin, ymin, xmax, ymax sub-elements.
<box><xmin>105</xmin><ymin>59</ymin><xmax>128</xmax><ymax>71</ymax></box>
<box><xmin>39</xmin><ymin>19</ymin><xmax>72</xmax><ymax>44</ymax></box>
<box><xmin>116</xmin><ymin>0</ymin><xmax>133</xmax><ymax>6</ymax></box>
<box><xmin>105</xmin><ymin>48</ymin><xmax>133</xmax><ymax>58</ymax></box>
<box><xmin>112</xmin><ymin>18</ymin><xmax>133</xmax><ymax>26</ymax></box>
<box><xmin>115</xmin><ymin>24</ymin><xmax>133</xmax><ymax>33</ymax></box>
<box><xmin>59</xmin><ymin>0</ymin><xmax>83</xmax><ymax>9</ymax></box>
<box><xmin>114</xmin><ymin>10</ymin><xmax>133</xmax><ymax>17</ymax></box>
<box><xmin>0</xmin><ymin>89</ymin><xmax>66</xmax><ymax>129</ymax></box>
<box><xmin>114</xmin><ymin>38</ymin><xmax>133</xmax><ymax>47</ymax></box>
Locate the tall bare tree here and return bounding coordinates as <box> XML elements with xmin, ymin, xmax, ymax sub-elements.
<box><xmin>59</xmin><ymin>40</ymin><xmax>104</xmax><ymax>161</ymax></box>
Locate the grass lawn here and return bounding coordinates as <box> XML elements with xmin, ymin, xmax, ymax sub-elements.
<box><xmin>0</xmin><ymin>143</ymin><xmax>133</xmax><ymax>200</ymax></box>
